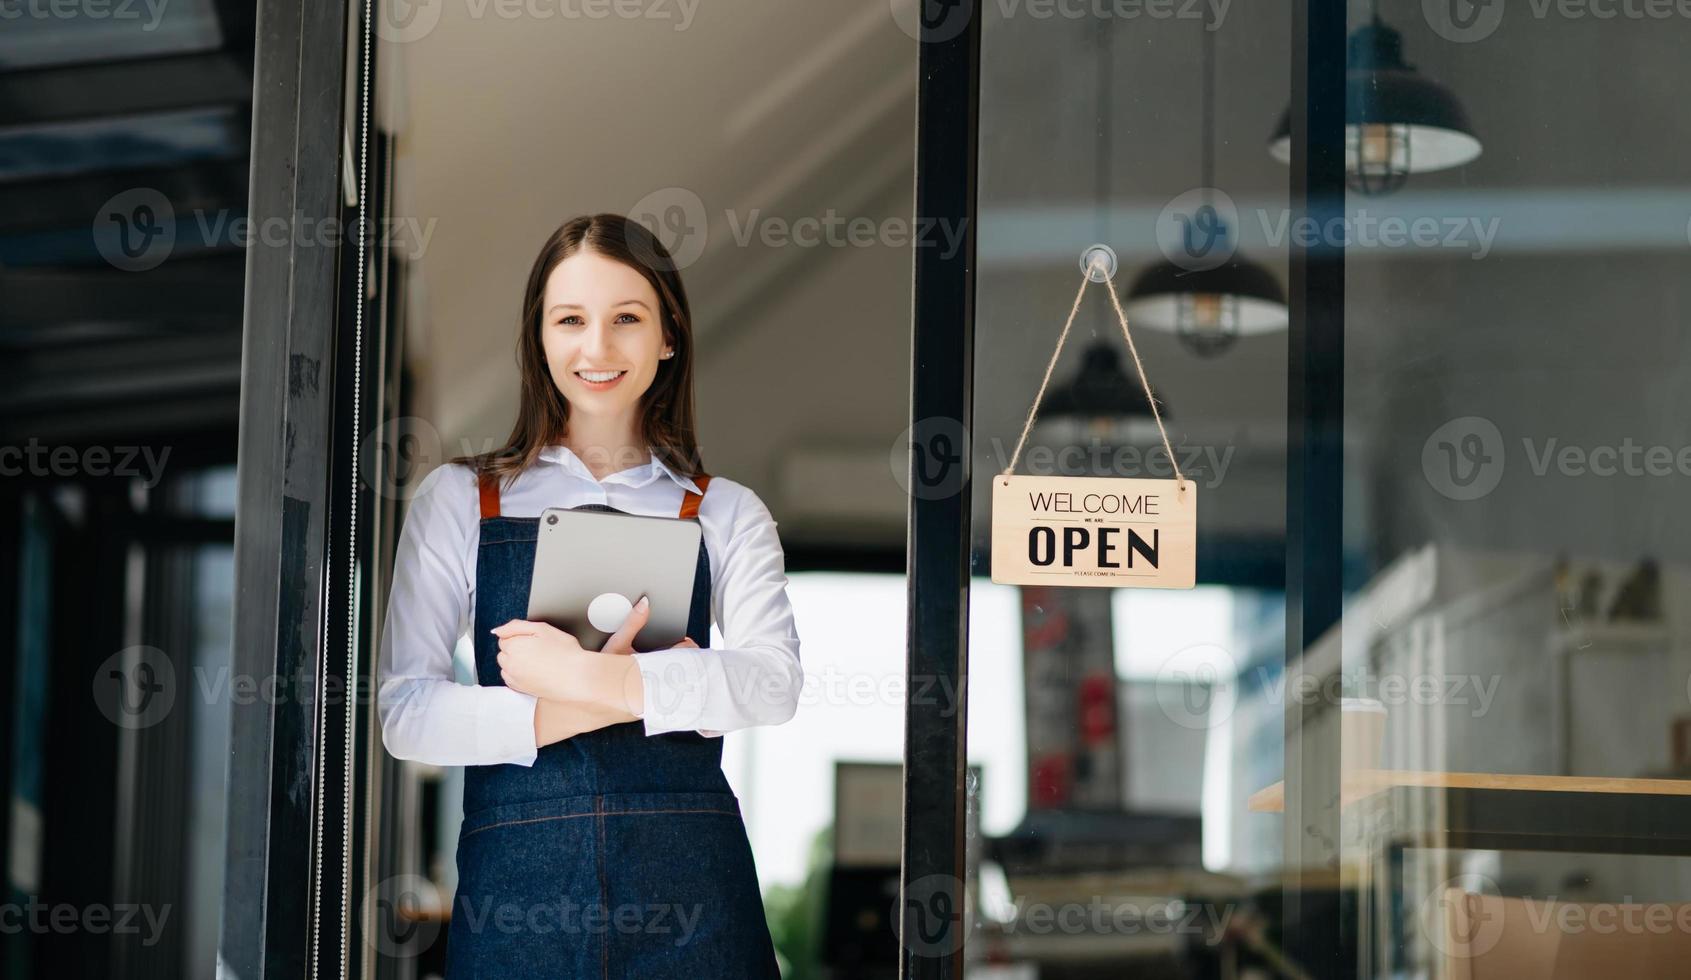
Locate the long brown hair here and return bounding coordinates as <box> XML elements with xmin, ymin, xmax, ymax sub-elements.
<box><xmin>450</xmin><ymin>213</ymin><xmax>704</xmax><ymax>492</ymax></box>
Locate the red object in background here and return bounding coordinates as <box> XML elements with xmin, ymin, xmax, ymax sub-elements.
<box><xmin>1030</xmin><ymin>753</ymin><xmax>1070</xmax><ymax>808</ymax></box>
<box><xmin>1077</xmin><ymin>673</ymin><xmax>1116</xmax><ymax>744</ymax></box>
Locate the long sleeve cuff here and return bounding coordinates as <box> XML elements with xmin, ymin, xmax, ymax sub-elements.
<box><xmin>378</xmin><ymin>677</ymin><xmax>540</xmax><ymax>767</ymax></box>
<box><xmin>629</xmin><ymin>644</ymin><xmax>802</xmax><ymax>737</ymax></box>
<box><xmin>479</xmin><ymin>685</ymin><xmax>541</xmax><ymax>766</ymax></box>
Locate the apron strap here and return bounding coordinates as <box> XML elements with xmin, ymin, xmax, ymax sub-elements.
<box><xmin>478</xmin><ymin>470</ymin><xmax>501</xmax><ymax>519</ymax></box>
<box><xmin>679</xmin><ymin>473</ymin><xmax>711</xmax><ymax>520</ymax></box>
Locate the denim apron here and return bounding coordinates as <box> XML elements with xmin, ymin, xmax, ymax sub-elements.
<box><xmin>446</xmin><ymin>469</ymin><xmax>781</xmax><ymax>978</ymax></box>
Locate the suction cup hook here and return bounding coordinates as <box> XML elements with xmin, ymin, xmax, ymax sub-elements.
<box><xmin>1080</xmin><ymin>243</ymin><xmax>1117</xmax><ymax>283</ymax></box>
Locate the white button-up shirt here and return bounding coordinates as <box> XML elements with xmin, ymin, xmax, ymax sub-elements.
<box><xmin>376</xmin><ymin>444</ymin><xmax>803</xmax><ymax>767</ymax></box>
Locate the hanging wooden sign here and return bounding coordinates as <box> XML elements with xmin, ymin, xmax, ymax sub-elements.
<box><xmin>989</xmin><ymin>245</ymin><xmax>1198</xmax><ymax>590</ymax></box>
<box><xmin>992</xmin><ymin>475</ymin><xmax>1195</xmax><ymax>589</ymax></box>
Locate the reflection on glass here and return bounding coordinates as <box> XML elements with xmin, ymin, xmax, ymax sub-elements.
<box><xmin>974</xmin><ymin>0</ymin><xmax>1296</xmax><ymax>964</ymax></box>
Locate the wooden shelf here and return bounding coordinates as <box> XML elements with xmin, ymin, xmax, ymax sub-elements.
<box><xmin>1248</xmin><ymin>769</ymin><xmax>1691</xmax><ymax>813</ymax></box>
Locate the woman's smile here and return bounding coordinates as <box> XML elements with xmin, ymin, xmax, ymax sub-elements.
<box><xmin>573</xmin><ymin>368</ymin><xmax>628</xmax><ymax>390</ymax></box>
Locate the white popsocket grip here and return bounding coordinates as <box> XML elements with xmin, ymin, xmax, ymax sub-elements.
<box><xmin>587</xmin><ymin>592</ymin><xmax>635</xmax><ymax>633</ymax></box>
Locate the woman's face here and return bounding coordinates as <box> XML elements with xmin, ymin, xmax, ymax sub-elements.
<box><xmin>539</xmin><ymin>248</ymin><xmax>669</xmax><ymax>429</ymax></box>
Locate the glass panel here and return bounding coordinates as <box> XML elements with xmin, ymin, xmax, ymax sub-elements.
<box><xmin>0</xmin><ymin>0</ymin><xmax>223</xmax><ymax>71</ymax></box>
<box><xmin>172</xmin><ymin>464</ymin><xmax>237</xmax><ymax>520</ymax></box>
<box><xmin>181</xmin><ymin>542</ymin><xmax>233</xmax><ymax>980</ymax></box>
<box><xmin>0</xmin><ymin>106</ymin><xmax>246</xmax><ymax>183</ymax></box>
<box><xmin>1339</xmin><ymin>3</ymin><xmax>1691</xmax><ymax>978</ymax></box>
<box><xmin>5</xmin><ymin>494</ymin><xmax>53</xmax><ymax>980</ymax></box>
<box><xmin>972</xmin><ymin>2</ymin><xmax>1293</xmax><ymax>974</ymax></box>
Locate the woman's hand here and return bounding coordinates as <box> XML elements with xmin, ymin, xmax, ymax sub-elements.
<box><xmin>598</xmin><ymin>596</ymin><xmax>651</xmax><ymax>656</ymax></box>
<box><xmin>598</xmin><ymin>596</ymin><xmax>701</xmax><ymax>655</ymax></box>
<box><xmin>496</xmin><ymin>604</ymin><xmax>703</xmax><ymax>719</ymax></box>
<box><xmin>491</xmin><ymin>619</ymin><xmax>590</xmax><ymax>702</ymax></box>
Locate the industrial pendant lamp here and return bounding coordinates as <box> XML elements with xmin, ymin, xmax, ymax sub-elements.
<box><xmin>1125</xmin><ymin>25</ymin><xmax>1288</xmax><ymax>357</ymax></box>
<box><xmin>1267</xmin><ymin>8</ymin><xmax>1481</xmax><ymax>195</ymax></box>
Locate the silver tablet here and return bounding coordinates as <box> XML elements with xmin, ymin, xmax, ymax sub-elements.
<box><xmin>526</xmin><ymin>507</ymin><xmax>703</xmax><ymax>652</ymax></box>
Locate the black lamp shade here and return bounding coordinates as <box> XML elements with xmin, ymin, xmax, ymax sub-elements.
<box><xmin>1043</xmin><ymin>343</ymin><xmax>1160</xmax><ymax>420</ymax></box>
<box><xmin>1267</xmin><ymin>20</ymin><xmax>1480</xmax><ymax>188</ymax></box>
<box><xmin>1123</xmin><ymin>253</ymin><xmax>1289</xmax><ymax>345</ymax></box>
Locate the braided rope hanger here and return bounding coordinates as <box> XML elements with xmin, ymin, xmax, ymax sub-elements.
<box><xmin>1000</xmin><ymin>249</ymin><xmax>1187</xmax><ymax>494</ymax></box>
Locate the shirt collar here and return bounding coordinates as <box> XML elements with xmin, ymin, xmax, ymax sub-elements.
<box><xmin>538</xmin><ymin>444</ymin><xmax>702</xmax><ymax>495</ymax></box>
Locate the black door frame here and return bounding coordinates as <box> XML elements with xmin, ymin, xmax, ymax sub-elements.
<box><xmin>900</xmin><ymin>2</ymin><xmax>980</xmax><ymax>978</ymax></box>
<box><xmin>222</xmin><ymin>0</ymin><xmax>371</xmax><ymax>975</ymax></box>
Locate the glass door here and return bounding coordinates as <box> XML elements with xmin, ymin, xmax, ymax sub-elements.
<box><xmin>906</xmin><ymin>0</ymin><xmax>1691</xmax><ymax>976</ymax></box>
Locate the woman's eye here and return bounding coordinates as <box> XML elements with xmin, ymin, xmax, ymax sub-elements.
<box><xmin>556</xmin><ymin>314</ymin><xmax>638</xmax><ymax>326</ymax></box>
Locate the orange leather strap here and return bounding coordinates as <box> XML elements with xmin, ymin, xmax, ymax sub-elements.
<box><xmin>478</xmin><ymin>472</ymin><xmax>501</xmax><ymax>519</ymax></box>
<box><xmin>679</xmin><ymin>473</ymin><xmax>711</xmax><ymax>519</ymax></box>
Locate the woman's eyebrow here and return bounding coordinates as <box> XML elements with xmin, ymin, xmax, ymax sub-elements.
<box><xmin>547</xmin><ymin>299</ymin><xmax>652</xmax><ymax>314</ymax></box>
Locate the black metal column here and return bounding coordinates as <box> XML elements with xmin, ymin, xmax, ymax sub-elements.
<box><xmin>901</xmin><ymin>1</ymin><xmax>980</xmax><ymax>977</ymax></box>
<box><xmin>1284</xmin><ymin>0</ymin><xmax>1348</xmax><ymax>975</ymax></box>
<box><xmin>221</xmin><ymin>0</ymin><xmax>352</xmax><ymax>973</ymax></box>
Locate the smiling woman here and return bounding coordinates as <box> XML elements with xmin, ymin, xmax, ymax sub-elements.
<box><xmin>374</xmin><ymin>214</ymin><xmax>796</xmax><ymax>978</ymax></box>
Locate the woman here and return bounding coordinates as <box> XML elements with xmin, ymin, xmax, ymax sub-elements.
<box><xmin>376</xmin><ymin>213</ymin><xmax>801</xmax><ymax>976</ymax></box>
